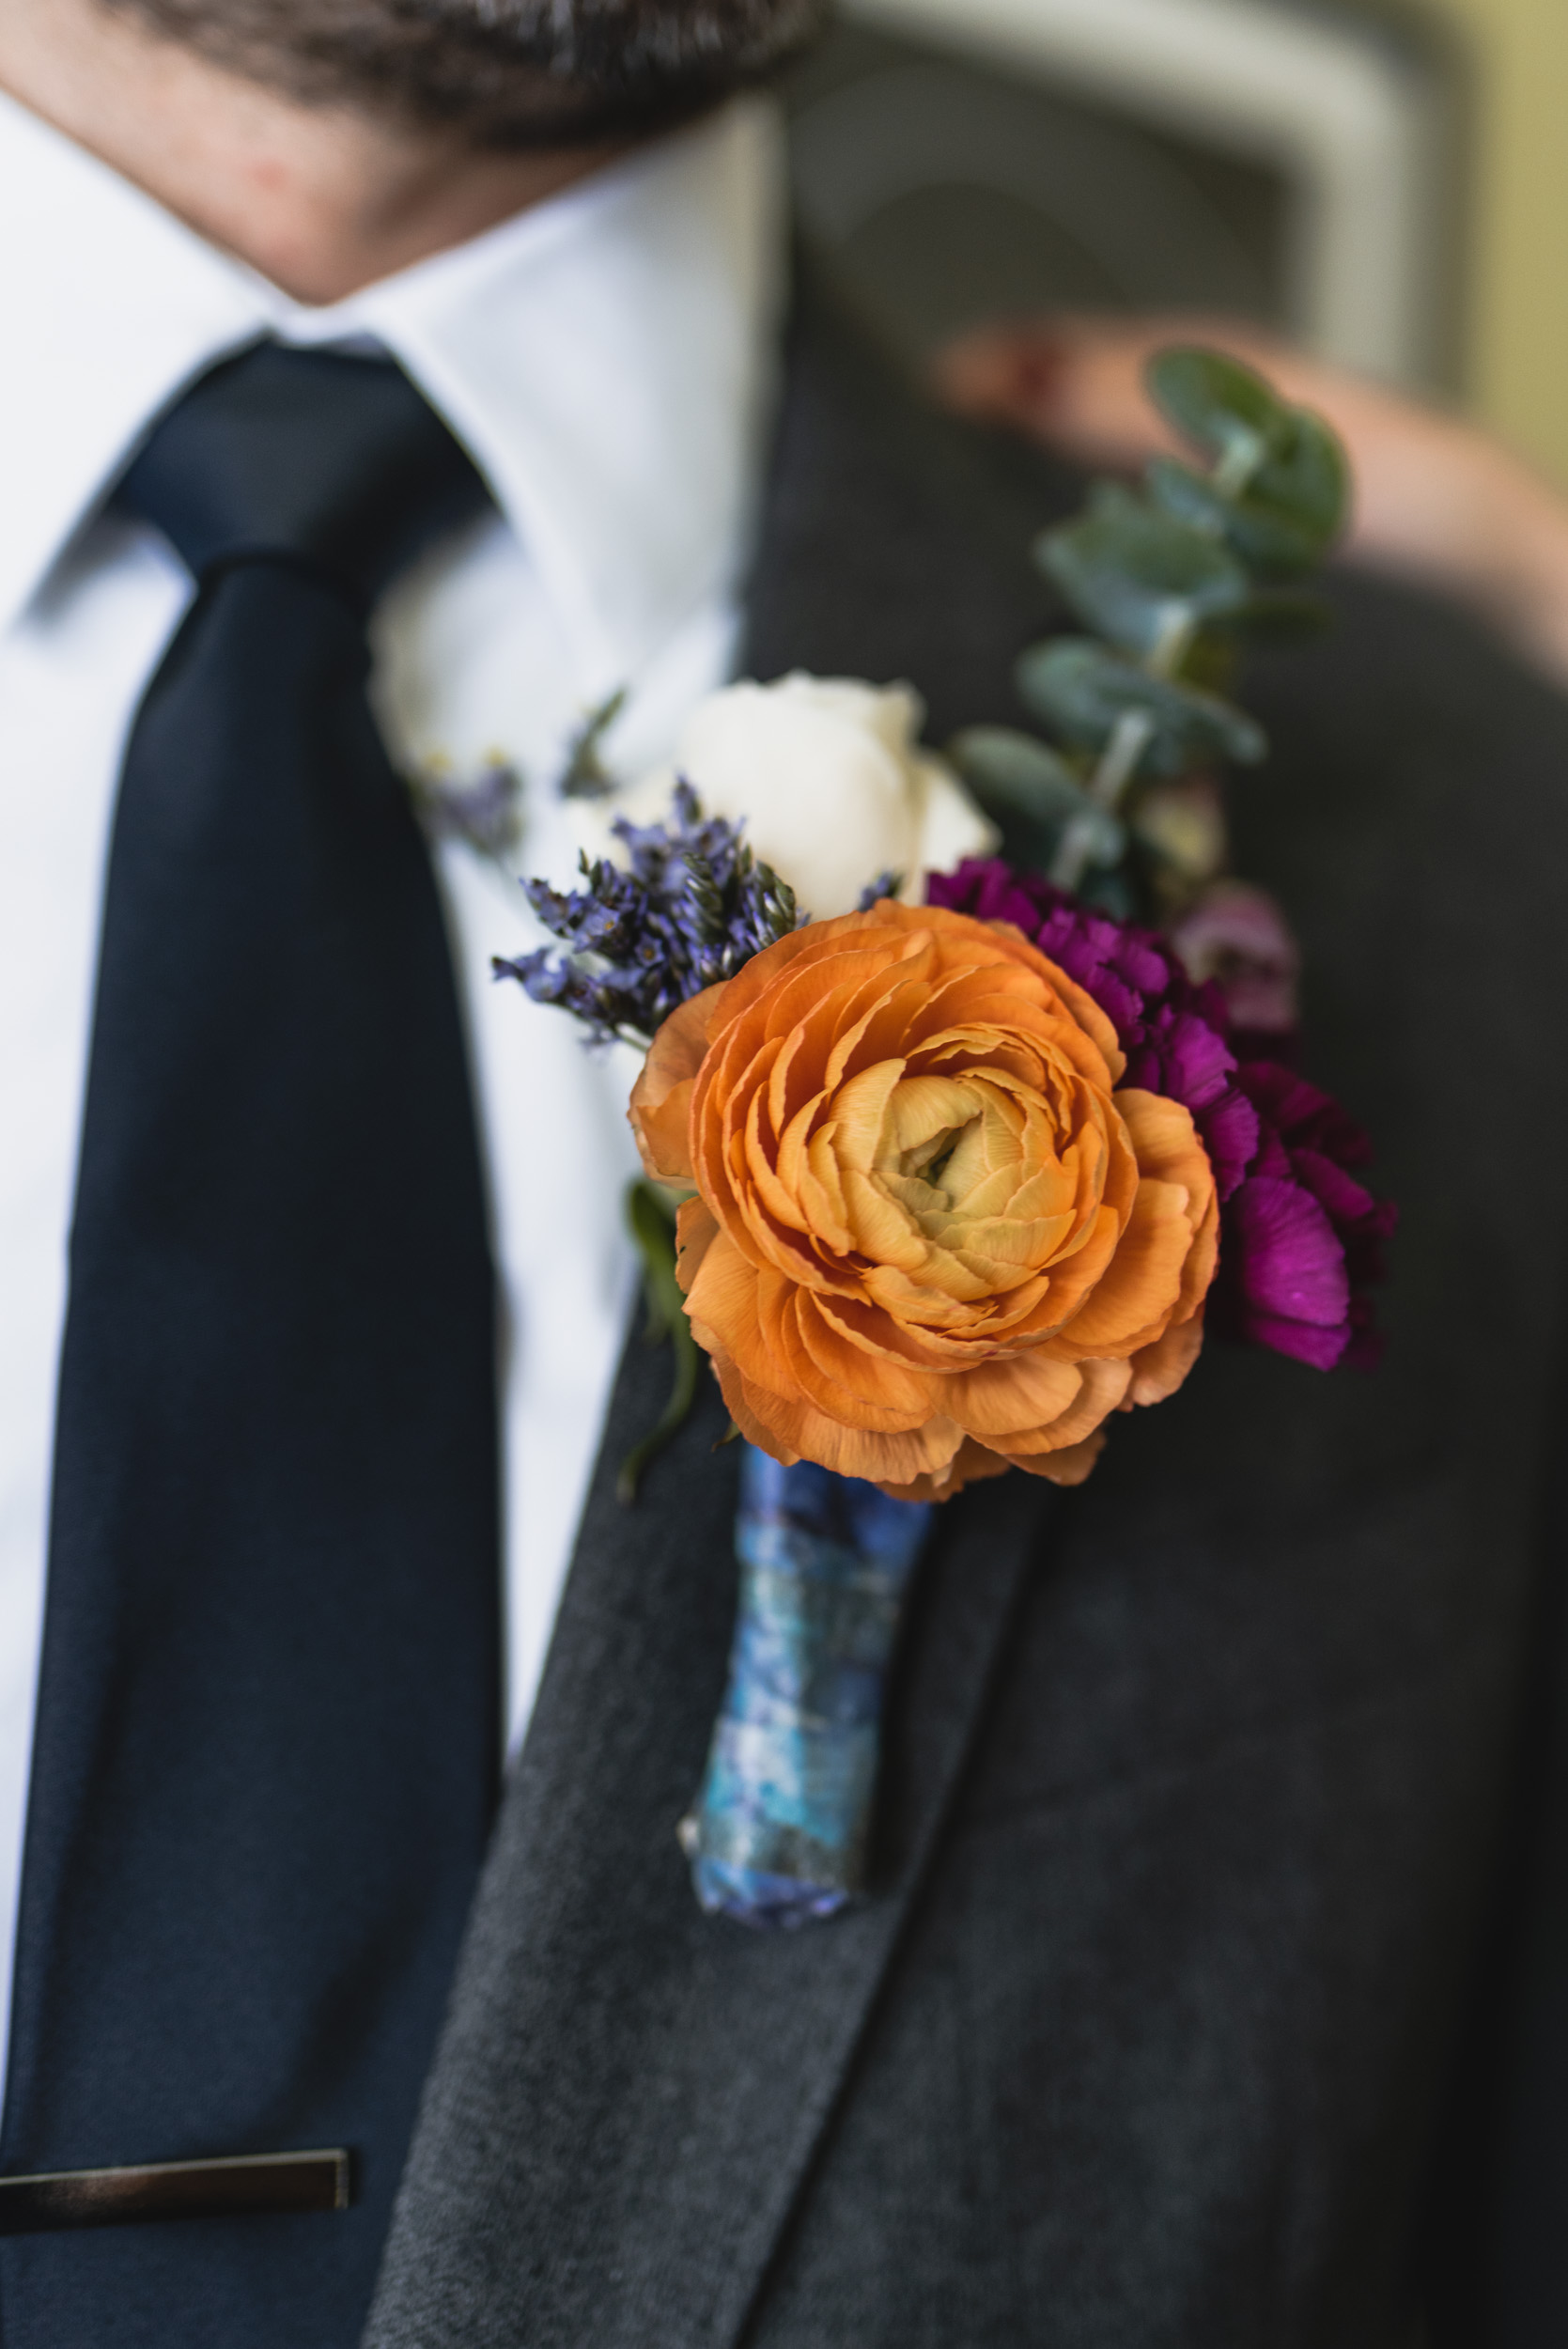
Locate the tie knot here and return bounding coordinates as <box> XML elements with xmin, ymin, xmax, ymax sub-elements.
<box><xmin>114</xmin><ymin>340</ymin><xmax>492</xmax><ymax>605</ymax></box>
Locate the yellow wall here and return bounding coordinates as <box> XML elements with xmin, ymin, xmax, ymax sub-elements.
<box><xmin>1418</xmin><ymin>0</ymin><xmax>1568</xmax><ymax>483</ymax></box>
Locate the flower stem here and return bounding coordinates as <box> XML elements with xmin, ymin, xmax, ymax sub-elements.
<box><xmin>1050</xmin><ymin>710</ymin><xmax>1155</xmax><ymax>893</ymax></box>
<box><xmin>1212</xmin><ymin>429</ymin><xmax>1266</xmax><ymax>503</ymax></box>
<box><xmin>617</xmin><ymin>1178</ymin><xmax>702</xmax><ymax>1503</ymax></box>
<box><xmin>681</xmin><ymin>1449</ymin><xmax>933</xmax><ymax>1927</ymax></box>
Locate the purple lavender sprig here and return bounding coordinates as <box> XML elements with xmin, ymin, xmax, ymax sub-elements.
<box><xmin>411</xmin><ymin>757</ymin><xmax>523</xmax><ymax>863</ymax></box>
<box><xmin>494</xmin><ymin>782</ymin><xmax>804</xmax><ymax>1047</ymax></box>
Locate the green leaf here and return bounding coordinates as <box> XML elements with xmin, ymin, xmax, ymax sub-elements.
<box><xmin>1037</xmin><ymin>482</ymin><xmax>1250</xmax><ymax>658</ymax></box>
<box><xmin>1249</xmin><ymin>407</ymin><xmax>1350</xmax><ymax>550</ymax></box>
<box><xmin>618</xmin><ymin>1177</ymin><xmax>702</xmax><ymax>1503</ymax></box>
<box><xmin>1145</xmin><ymin>455</ymin><xmax>1321</xmax><ymax>576</ymax></box>
<box><xmin>948</xmin><ymin>725</ymin><xmax>1123</xmax><ymax>873</ymax></box>
<box><xmin>1144</xmin><ymin>348</ymin><xmax>1350</xmax><ymax>557</ymax></box>
<box><xmin>1145</xmin><ymin>425</ymin><xmax>1348</xmax><ymax>577</ymax></box>
<box><xmin>1145</xmin><ymin>343</ymin><xmax>1296</xmax><ymax>470</ymax></box>
<box><xmin>948</xmin><ymin>725</ymin><xmax>1086</xmax><ymax>820</ymax></box>
<box><xmin>1145</xmin><ymin>347</ymin><xmax>1292</xmax><ymax>481</ymax></box>
<box><xmin>558</xmin><ymin>685</ymin><xmax>629</xmax><ymax>801</ymax></box>
<box><xmin>1016</xmin><ymin>638</ymin><xmax>1266</xmax><ymax>778</ymax></box>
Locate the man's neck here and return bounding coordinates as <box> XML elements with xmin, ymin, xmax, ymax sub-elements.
<box><xmin>0</xmin><ymin>0</ymin><xmax>624</xmax><ymax>304</ymax></box>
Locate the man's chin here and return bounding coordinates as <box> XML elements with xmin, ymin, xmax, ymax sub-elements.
<box><xmin>101</xmin><ymin>0</ymin><xmax>831</xmax><ymax>145</ymax></box>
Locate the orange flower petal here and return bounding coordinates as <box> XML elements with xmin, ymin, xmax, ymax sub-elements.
<box><xmin>760</xmin><ymin>1283</ymin><xmax>933</xmax><ymax>1434</ymax></box>
<box><xmin>879</xmin><ymin>1439</ymin><xmax>1016</xmax><ymax>1504</ymax></box>
<box><xmin>683</xmin><ymin>1224</ymin><xmax>768</xmax><ymax>1372</ymax></box>
<box><xmin>673</xmin><ymin>1196</ymin><xmax>721</xmax><ymax>1296</ymax></box>
<box><xmin>1125</xmin><ymin>1307</ymin><xmax>1206</xmax><ymax>1408</ymax></box>
<box><xmin>987</xmin><ymin>1354</ymin><xmax>1132</xmax><ymax>1457</ymax></box>
<box><xmin>789</xmin><ymin>1290</ymin><xmax>935</xmax><ymax>1423</ymax></box>
<box><xmin>1045</xmin><ymin>1177</ymin><xmax>1195</xmax><ymax>1360</ymax></box>
<box><xmin>713</xmin><ymin>1347</ymin><xmax>966</xmax><ymax>1486</ymax></box>
<box><xmin>629</xmin><ymin>984</ymin><xmax>724</xmax><ymax>1183</ymax></box>
<box><xmin>1046</xmin><ymin>1092</ymin><xmax>1217</xmax><ymax>1361</ymax></box>
<box><xmin>644</xmin><ymin>901</ymin><xmax>1219</xmax><ymax>1499</ymax></box>
<box><xmin>1016</xmin><ymin>1430</ymin><xmax>1107</xmax><ymax>1487</ymax></box>
<box><xmin>940</xmin><ymin>1346</ymin><xmax>1087</xmax><ymax>1439</ymax></box>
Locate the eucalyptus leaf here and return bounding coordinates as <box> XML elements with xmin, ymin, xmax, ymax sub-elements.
<box><xmin>1249</xmin><ymin>407</ymin><xmax>1350</xmax><ymax>550</ymax></box>
<box><xmin>1017</xmin><ymin>638</ymin><xmax>1266</xmax><ymax>778</ymax></box>
<box><xmin>948</xmin><ymin>724</ymin><xmax>1087</xmax><ymax>822</ymax></box>
<box><xmin>1145</xmin><ymin>348</ymin><xmax>1293</xmax><ymax>485</ymax></box>
<box><xmin>1145</xmin><ymin>456</ymin><xmax>1321</xmax><ymax>576</ymax></box>
<box><xmin>949</xmin><ymin>724</ymin><xmax>1125</xmax><ymax>871</ymax></box>
<box><xmin>1037</xmin><ymin>482</ymin><xmax>1251</xmax><ymax>658</ymax></box>
<box><xmin>1144</xmin><ymin>410</ymin><xmax>1347</xmax><ymax>575</ymax></box>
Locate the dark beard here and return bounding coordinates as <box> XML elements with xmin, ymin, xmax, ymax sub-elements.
<box><xmin>101</xmin><ymin>0</ymin><xmax>830</xmax><ymax>145</ymax></box>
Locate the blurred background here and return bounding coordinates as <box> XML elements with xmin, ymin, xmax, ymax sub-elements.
<box><xmin>782</xmin><ymin>0</ymin><xmax>1568</xmax><ymax>489</ymax></box>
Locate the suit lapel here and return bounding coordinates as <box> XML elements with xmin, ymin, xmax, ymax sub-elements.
<box><xmin>366</xmin><ymin>1328</ymin><xmax>1059</xmax><ymax>2349</ymax></box>
<box><xmin>365</xmin><ymin>270</ymin><xmax>1081</xmax><ymax>2349</ymax></box>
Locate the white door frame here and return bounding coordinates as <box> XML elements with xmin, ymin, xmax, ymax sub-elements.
<box><xmin>841</xmin><ymin>0</ymin><xmax>1446</xmax><ymax>384</ymax></box>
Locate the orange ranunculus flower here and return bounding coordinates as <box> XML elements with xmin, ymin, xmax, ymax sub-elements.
<box><xmin>629</xmin><ymin>899</ymin><xmax>1219</xmax><ymax>1501</ymax></box>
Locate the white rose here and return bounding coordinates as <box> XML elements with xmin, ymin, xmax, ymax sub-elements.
<box><xmin>598</xmin><ymin>673</ymin><xmax>998</xmax><ymax>918</ymax></box>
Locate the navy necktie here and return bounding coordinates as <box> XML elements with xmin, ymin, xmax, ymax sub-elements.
<box><xmin>0</xmin><ymin>343</ymin><xmax>503</xmax><ymax>2345</ymax></box>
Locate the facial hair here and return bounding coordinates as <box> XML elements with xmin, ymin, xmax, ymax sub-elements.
<box><xmin>101</xmin><ymin>0</ymin><xmax>831</xmax><ymax>145</ymax></box>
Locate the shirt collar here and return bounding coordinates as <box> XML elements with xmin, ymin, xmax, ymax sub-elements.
<box><xmin>0</xmin><ymin>88</ymin><xmax>787</xmax><ymax>682</ymax></box>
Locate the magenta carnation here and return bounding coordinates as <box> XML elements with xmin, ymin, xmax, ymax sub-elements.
<box><xmin>1224</xmin><ymin>1064</ymin><xmax>1398</xmax><ymax>1369</ymax></box>
<box><xmin>926</xmin><ymin>859</ymin><xmax>1395</xmax><ymax>1371</ymax></box>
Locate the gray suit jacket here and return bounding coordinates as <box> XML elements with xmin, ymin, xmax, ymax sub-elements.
<box><xmin>365</xmin><ymin>278</ymin><xmax>1568</xmax><ymax>2347</ymax></box>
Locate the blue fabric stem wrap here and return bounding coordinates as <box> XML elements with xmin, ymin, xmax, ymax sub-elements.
<box><xmin>681</xmin><ymin>1446</ymin><xmax>933</xmax><ymax>1928</ymax></box>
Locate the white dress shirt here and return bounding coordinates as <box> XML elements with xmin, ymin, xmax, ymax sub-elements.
<box><xmin>0</xmin><ymin>88</ymin><xmax>786</xmax><ymax>2099</ymax></box>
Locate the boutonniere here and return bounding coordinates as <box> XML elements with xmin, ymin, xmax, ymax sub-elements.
<box><xmin>495</xmin><ymin>348</ymin><xmax>1394</xmax><ymax>1930</ymax></box>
